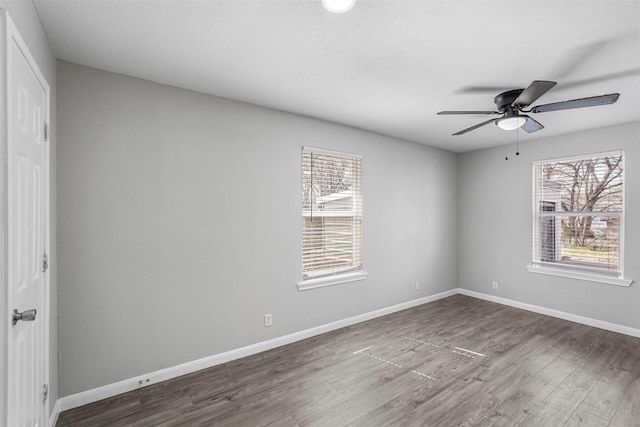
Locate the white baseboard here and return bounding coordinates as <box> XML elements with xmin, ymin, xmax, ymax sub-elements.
<box><xmin>49</xmin><ymin>398</ymin><xmax>61</xmax><ymax>427</ymax></box>
<box><xmin>56</xmin><ymin>288</ymin><xmax>457</xmax><ymax>413</ymax></box>
<box><xmin>457</xmin><ymin>288</ymin><xmax>640</xmax><ymax>338</ymax></box>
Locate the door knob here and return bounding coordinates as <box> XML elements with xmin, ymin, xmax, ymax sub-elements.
<box><xmin>12</xmin><ymin>309</ymin><xmax>37</xmax><ymax>326</ymax></box>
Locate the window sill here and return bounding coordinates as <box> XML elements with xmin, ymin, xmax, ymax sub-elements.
<box><xmin>526</xmin><ymin>265</ymin><xmax>633</xmax><ymax>287</ymax></box>
<box><xmin>297</xmin><ymin>271</ymin><xmax>368</xmax><ymax>291</ymax></box>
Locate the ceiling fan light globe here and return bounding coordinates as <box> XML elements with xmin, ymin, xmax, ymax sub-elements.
<box><xmin>322</xmin><ymin>0</ymin><xmax>356</xmax><ymax>13</ymax></box>
<box><xmin>496</xmin><ymin>116</ymin><xmax>527</xmax><ymax>131</ymax></box>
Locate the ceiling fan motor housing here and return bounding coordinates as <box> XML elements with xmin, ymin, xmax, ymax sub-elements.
<box><xmin>494</xmin><ymin>89</ymin><xmax>525</xmax><ymax>111</ymax></box>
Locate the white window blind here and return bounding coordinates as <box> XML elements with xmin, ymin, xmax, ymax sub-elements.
<box><xmin>532</xmin><ymin>151</ymin><xmax>624</xmax><ymax>277</ymax></box>
<box><xmin>302</xmin><ymin>147</ymin><xmax>362</xmax><ymax>281</ymax></box>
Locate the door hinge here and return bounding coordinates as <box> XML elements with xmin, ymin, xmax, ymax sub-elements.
<box><xmin>42</xmin><ymin>384</ymin><xmax>48</xmax><ymax>404</ymax></box>
<box><xmin>44</xmin><ymin>123</ymin><xmax>49</xmax><ymax>141</ymax></box>
<box><xmin>42</xmin><ymin>252</ymin><xmax>48</xmax><ymax>273</ymax></box>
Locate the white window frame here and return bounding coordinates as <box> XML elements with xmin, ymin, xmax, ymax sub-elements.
<box><xmin>298</xmin><ymin>146</ymin><xmax>366</xmax><ymax>291</ymax></box>
<box><xmin>527</xmin><ymin>151</ymin><xmax>632</xmax><ymax>287</ymax></box>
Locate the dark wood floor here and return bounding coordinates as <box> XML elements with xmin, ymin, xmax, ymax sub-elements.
<box><xmin>56</xmin><ymin>295</ymin><xmax>640</xmax><ymax>426</ymax></box>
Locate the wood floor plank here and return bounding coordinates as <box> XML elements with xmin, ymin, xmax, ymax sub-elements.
<box><xmin>55</xmin><ymin>295</ymin><xmax>640</xmax><ymax>427</ymax></box>
<box><xmin>429</xmin><ymin>391</ymin><xmax>502</xmax><ymax>426</ymax></box>
<box><xmin>607</xmin><ymin>370</ymin><xmax>640</xmax><ymax>427</ymax></box>
<box><xmin>518</xmin><ymin>330</ymin><xmax>626</xmax><ymax>426</ymax></box>
<box><xmin>578</xmin><ymin>337</ymin><xmax>640</xmax><ymax>421</ymax></box>
<box><xmin>294</xmin><ymin>371</ymin><xmax>425</xmax><ymax>426</ymax></box>
<box><xmin>264</xmin><ymin>413</ymin><xmax>301</xmax><ymax>427</ymax></box>
<box><xmin>191</xmin><ymin>377</ymin><xmax>336</xmax><ymax>427</ymax></box>
<box><xmin>564</xmin><ymin>409</ymin><xmax>610</xmax><ymax>427</ymax></box>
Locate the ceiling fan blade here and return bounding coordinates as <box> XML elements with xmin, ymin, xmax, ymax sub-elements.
<box><xmin>452</xmin><ymin>118</ymin><xmax>499</xmax><ymax>136</ymax></box>
<box><xmin>531</xmin><ymin>93</ymin><xmax>620</xmax><ymax>113</ymax></box>
<box><xmin>512</xmin><ymin>81</ymin><xmax>557</xmax><ymax>108</ymax></box>
<box><xmin>521</xmin><ymin>116</ymin><xmax>544</xmax><ymax>133</ymax></box>
<box><xmin>455</xmin><ymin>85</ymin><xmax>514</xmax><ymax>94</ymax></box>
<box><xmin>437</xmin><ymin>110</ymin><xmax>498</xmax><ymax>115</ymax></box>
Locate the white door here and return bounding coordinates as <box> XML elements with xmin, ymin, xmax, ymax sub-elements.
<box><xmin>5</xmin><ymin>12</ymin><xmax>50</xmax><ymax>427</ymax></box>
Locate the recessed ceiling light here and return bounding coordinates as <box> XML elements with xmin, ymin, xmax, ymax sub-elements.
<box><xmin>322</xmin><ymin>0</ymin><xmax>356</xmax><ymax>13</ymax></box>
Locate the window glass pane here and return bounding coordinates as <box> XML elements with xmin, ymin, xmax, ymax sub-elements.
<box><xmin>540</xmin><ymin>215</ymin><xmax>620</xmax><ymax>271</ymax></box>
<box><xmin>534</xmin><ymin>152</ymin><xmax>623</xmax><ymax>275</ymax></box>
<box><xmin>302</xmin><ymin>148</ymin><xmax>362</xmax><ymax>280</ymax></box>
<box><xmin>541</xmin><ymin>155</ymin><xmax>623</xmax><ymax>214</ymax></box>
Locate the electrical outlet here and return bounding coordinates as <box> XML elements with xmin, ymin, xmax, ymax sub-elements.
<box><xmin>415</xmin><ymin>281</ymin><xmax>420</xmax><ymax>290</ymax></box>
<box><xmin>264</xmin><ymin>313</ymin><xmax>273</xmax><ymax>327</ymax></box>
<box><xmin>492</xmin><ymin>281</ymin><xmax>498</xmax><ymax>290</ymax></box>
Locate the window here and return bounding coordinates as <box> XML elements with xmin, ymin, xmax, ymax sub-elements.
<box><xmin>300</xmin><ymin>147</ymin><xmax>365</xmax><ymax>290</ymax></box>
<box><xmin>529</xmin><ymin>151</ymin><xmax>631</xmax><ymax>286</ymax></box>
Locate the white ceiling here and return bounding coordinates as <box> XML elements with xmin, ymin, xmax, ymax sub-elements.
<box><xmin>33</xmin><ymin>0</ymin><xmax>640</xmax><ymax>153</ymax></box>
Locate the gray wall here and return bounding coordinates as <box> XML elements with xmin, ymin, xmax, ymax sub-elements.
<box><xmin>56</xmin><ymin>61</ymin><xmax>459</xmax><ymax>397</ymax></box>
<box><xmin>0</xmin><ymin>0</ymin><xmax>58</xmax><ymax>414</ymax></box>
<box><xmin>458</xmin><ymin>122</ymin><xmax>640</xmax><ymax>330</ymax></box>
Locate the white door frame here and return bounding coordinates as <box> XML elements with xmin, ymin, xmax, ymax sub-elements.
<box><xmin>0</xmin><ymin>9</ymin><xmax>51</xmax><ymax>425</ymax></box>
<box><xmin>0</xmin><ymin>9</ymin><xmax>7</xmax><ymax>424</ymax></box>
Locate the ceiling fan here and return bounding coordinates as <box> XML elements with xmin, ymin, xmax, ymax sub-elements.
<box><xmin>438</xmin><ymin>81</ymin><xmax>620</xmax><ymax>136</ymax></box>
